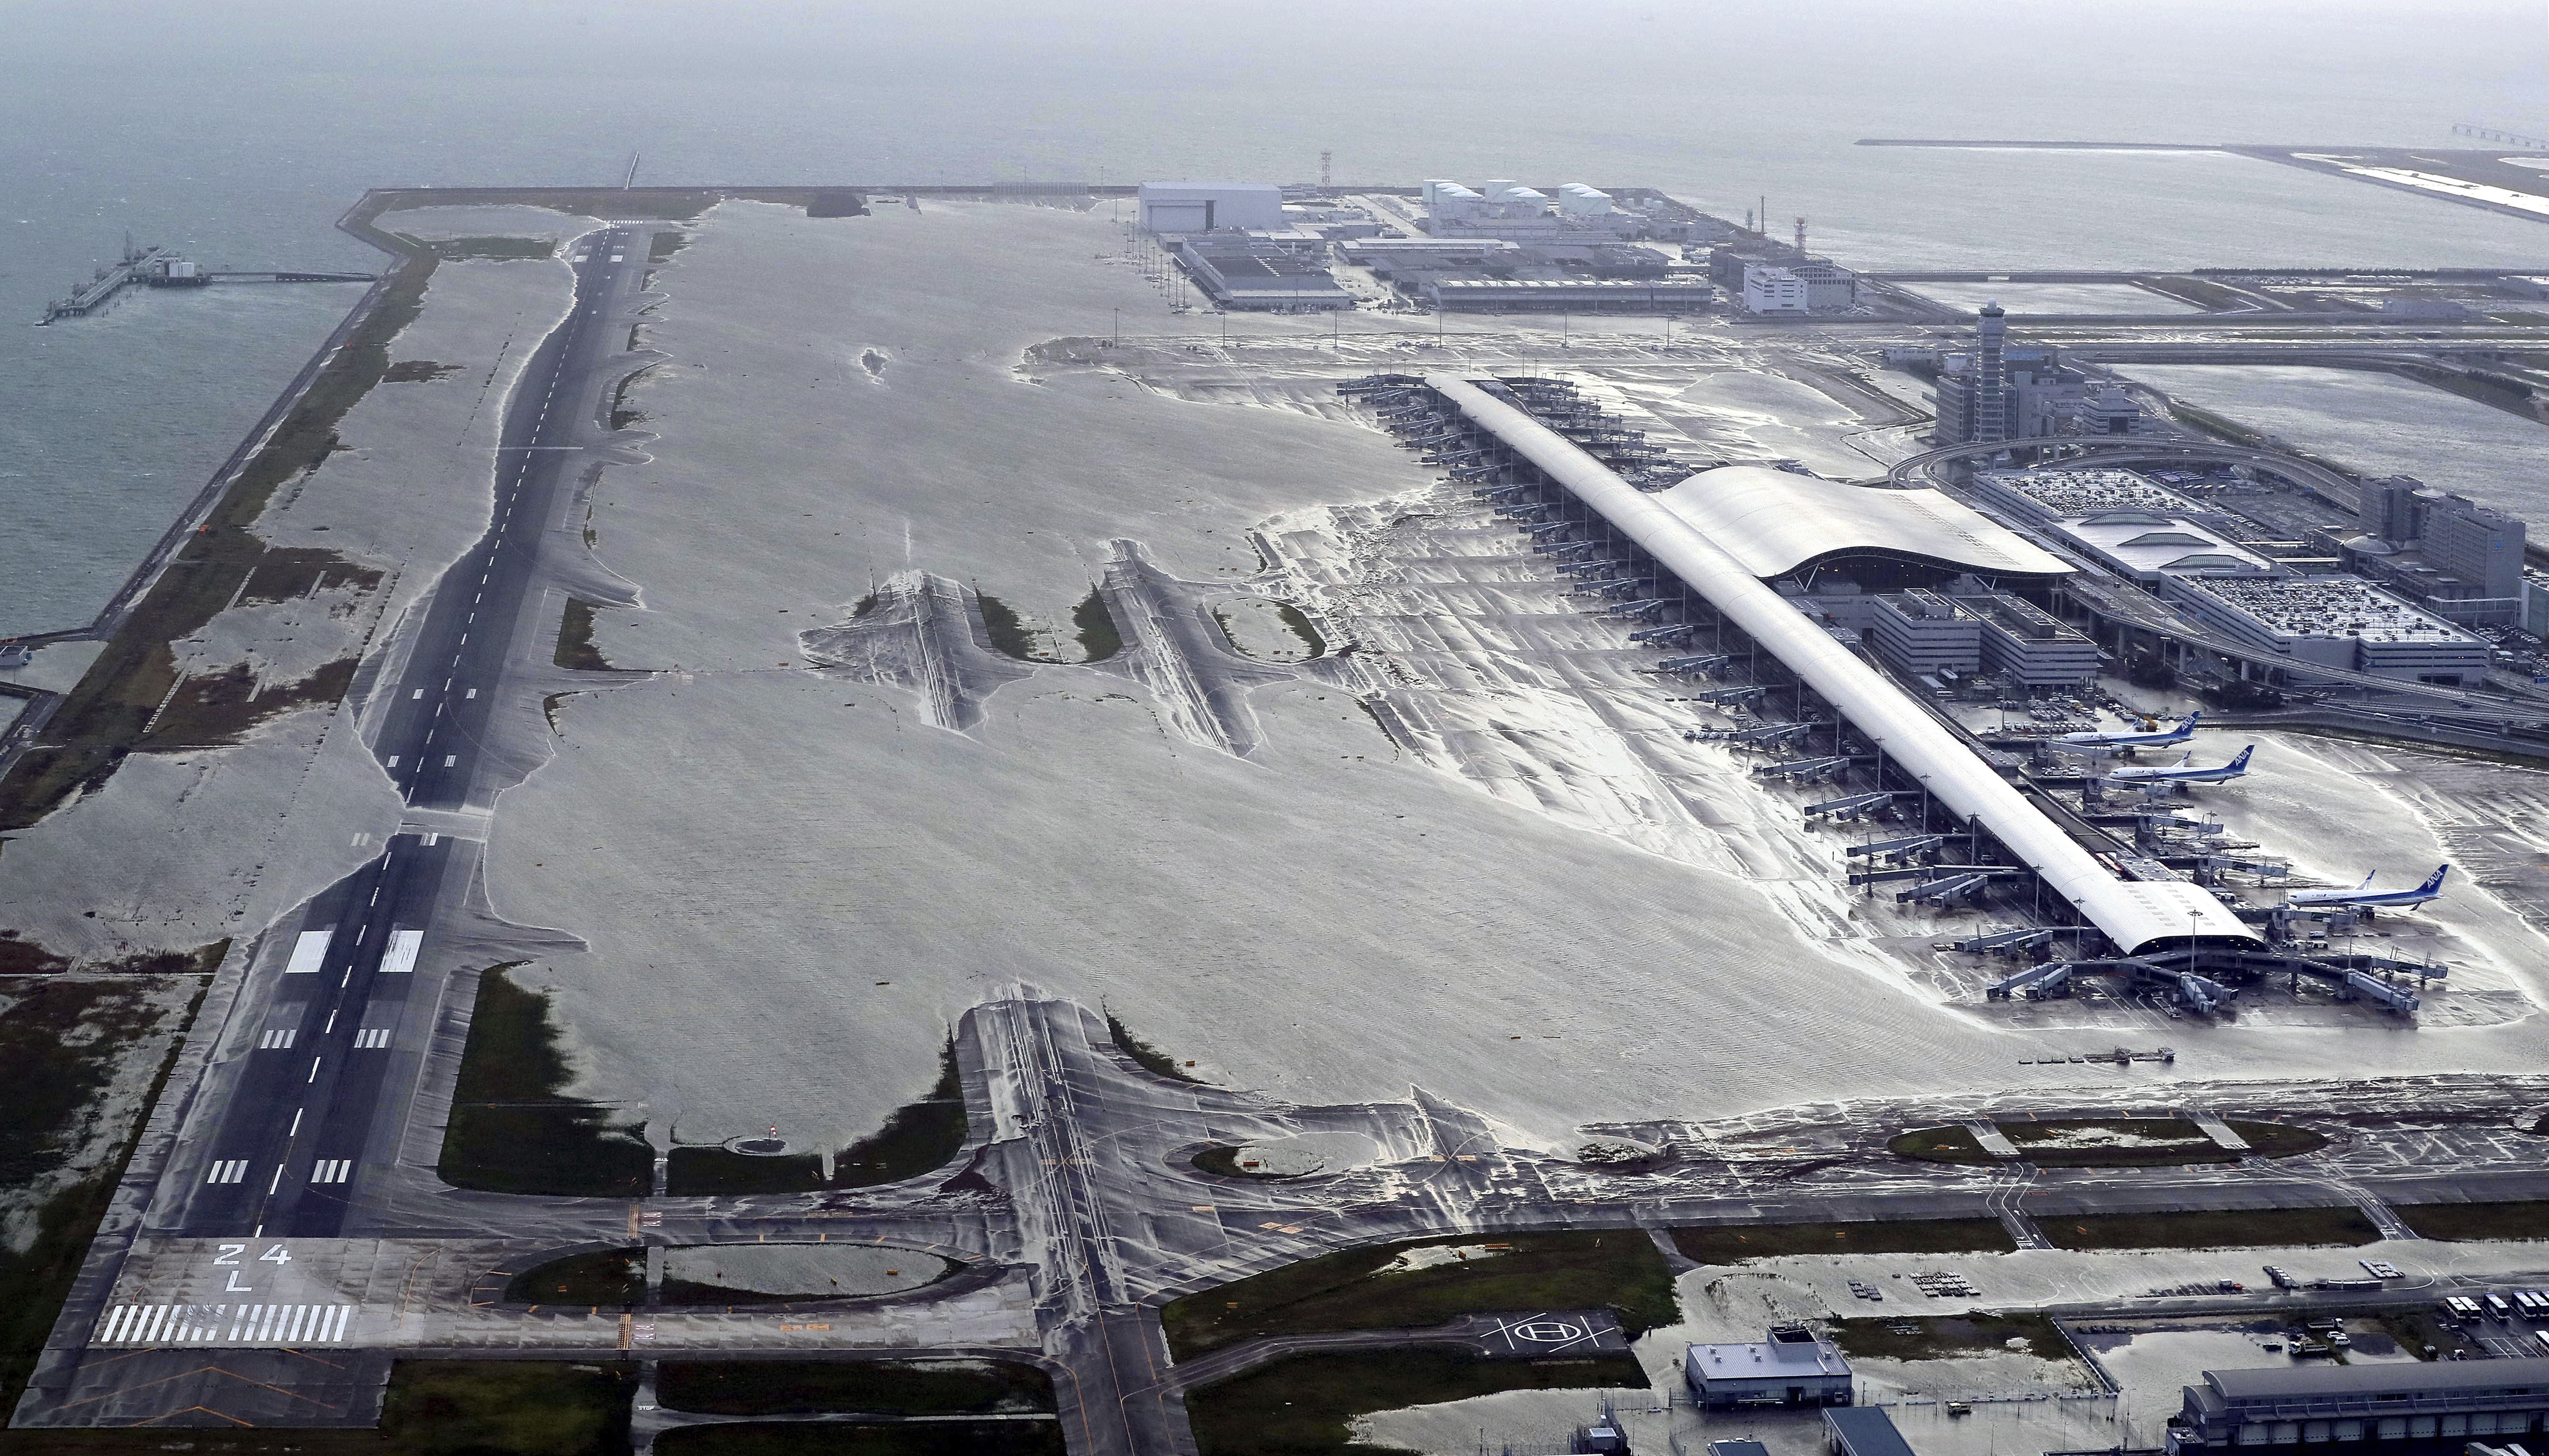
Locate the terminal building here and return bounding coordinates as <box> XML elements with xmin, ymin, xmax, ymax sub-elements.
<box><xmin>1384</xmin><ymin>372</ymin><xmax>2261</xmax><ymax>958</ymax></box>
<box><xmin>2166</xmin><ymin>1358</ymin><xmax>2549</xmax><ymax>1456</ymax></box>
<box><xmin>1685</xmin><ymin>1326</ymin><xmax>1854</xmax><ymax>1408</ymax></box>
<box><xmin>1785</xmin><ymin>579</ymin><xmax>2100</xmax><ymax>688</ymax></box>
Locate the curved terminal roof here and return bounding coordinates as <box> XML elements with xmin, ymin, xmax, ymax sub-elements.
<box><xmin>1426</xmin><ymin>375</ymin><xmax>2257</xmax><ymax>957</ymax></box>
<box><xmin>1652</xmin><ymin>467</ymin><xmax>2073</xmax><ymax>581</ymax></box>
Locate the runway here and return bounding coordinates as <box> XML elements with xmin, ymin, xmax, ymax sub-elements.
<box><xmin>173</xmin><ymin>226</ymin><xmax>646</xmax><ymax>1240</ymax></box>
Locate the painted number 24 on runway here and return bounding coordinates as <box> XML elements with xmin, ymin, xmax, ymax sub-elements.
<box><xmin>212</xmin><ymin>1242</ymin><xmax>291</xmax><ymax>1292</ymax></box>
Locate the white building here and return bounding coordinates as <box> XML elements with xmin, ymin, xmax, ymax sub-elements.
<box><xmin>1744</xmin><ymin>266</ymin><xmax>1808</xmax><ymax>313</ymax></box>
<box><xmin>1743</xmin><ymin>262</ymin><xmax>1855</xmax><ymax>314</ymax></box>
<box><xmin>1685</xmin><ymin>1328</ymin><xmax>1854</xmax><ymax>1408</ymax></box>
<box><xmin>2045</xmin><ymin>509</ymin><xmax>2281</xmax><ymax>586</ymax></box>
<box><xmin>1137</xmin><ymin>182</ymin><xmax>1286</xmax><ymax>234</ymax></box>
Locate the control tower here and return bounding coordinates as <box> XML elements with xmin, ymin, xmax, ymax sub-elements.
<box><xmin>1973</xmin><ymin>301</ymin><xmax>2010</xmax><ymax>445</ymax></box>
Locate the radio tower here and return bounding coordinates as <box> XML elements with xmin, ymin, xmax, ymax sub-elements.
<box><xmin>1320</xmin><ymin>151</ymin><xmax>1333</xmax><ymax>189</ymax></box>
<box><xmin>1794</xmin><ymin>217</ymin><xmax>1807</xmax><ymax>255</ymax></box>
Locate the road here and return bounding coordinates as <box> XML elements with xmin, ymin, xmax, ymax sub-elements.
<box><xmin>171</xmin><ymin>225</ymin><xmax>648</xmax><ymax>1240</ymax></box>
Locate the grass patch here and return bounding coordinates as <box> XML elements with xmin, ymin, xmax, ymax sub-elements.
<box><xmin>0</xmin><ymin>934</ymin><xmax>69</xmax><ymax>975</ymax></box>
<box><xmin>666</xmin><ymin>1041</ymin><xmax>966</xmax><ymax>1195</ymax></box>
<box><xmin>1890</xmin><ymin>1125</ymin><xmax>1987</xmax><ymax>1161</ymax></box>
<box><xmin>555</xmin><ymin>600</ymin><xmax>615</xmax><ymax>671</ymax></box>
<box><xmin>609</xmin><ymin>366</ymin><xmax>655</xmax><ymax>430</ymax></box>
<box><xmin>1073</xmin><ymin>589</ymin><xmax>1122</xmax><ymax>662</ymax></box>
<box><xmin>654</xmin><ymin>1424</ymin><xmax>1061</xmax><ymax>1456</ymax></box>
<box><xmin>2143</xmin><ymin>275</ymin><xmax>2255</xmax><ymax>311</ymax></box>
<box><xmin>1193</xmin><ymin>1146</ymin><xmax>1295</xmax><ymax>1178</ymax></box>
<box><xmin>2041</xmin><ymin>1206</ymin><xmax>2380</xmax><ymax>1251</ymax></box>
<box><xmin>1276</xmin><ymin>602</ymin><xmax>1325</xmax><ymax>657</ymax></box>
<box><xmin>657</xmin><ymin>1359</ymin><xmax>1053</xmax><ymax>1417</ymax></box>
<box><xmin>1186</xmin><ymin>1348</ymin><xmax>1645</xmax><ymax>1456</ymax></box>
<box><xmin>2369</xmin><ymin>1306</ymin><xmax>2459</xmax><ymax>1359</ymax></box>
<box><xmin>406</xmin><ymin>235</ymin><xmax>557</xmax><ymax>261</ymax></box>
<box><xmin>1672</xmin><ymin>1218</ymin><xmax>2014</xmax><ymax>1264</ymax></box>
<box><xmin>1891</xmin><ymin>1119</ymin><xmax>2322</xmax><ymax>1168</ymax></box>
<box><xmin>0</xmin><ymin>249</ymin><xmax>433</xmax><ymax>830</ymax></box>
<box><xmin>147</xmin><ymin>657</ymin><xmax>361</xmax><ymax>748</ymax></box>
<box><xmin>505</xmin><ymin>1247</ymin><xmax>643</xmax><ymax>1306</ymax></box>
<box><xmin>438</xmin><ymin>964</ymin><xmax>652</xmax><ymax>1198</ymax></box>
<box><xmin>379</xmin><ymin>1361</ymin><xmax>633</xmax><ymax>1454</ymax></box>
<box><xmin>0</xmin><ymin>976</ymin><xmax>204</xmax><ymax>1419</ymax></box>
<box><xmin>804</xmin><ymin>190</ymin><xmax>871</xmax><ymax>219</ymax></box>
<box><xmin>1829</xmin><ymin>1312</ymin><xmax>2071</xmax><ymax>1363</ymax></box>
<box><xmin>650</xmin><ymin>232</ymin><xmax>689</xmax><ymax>261</ymax></box>
<box><xmin>375</xmin><ymin>190</ymin><xmax>720</xmax><ymax>222</ymax></box>
<box><xmin>1163</xmin><ymin>1231</ymin><xmax>1677</xmax><ymax>1360</ymax></box>
<box><xmin>382</xmin><ymin>360</ymin><xmax>462</xmax><ymax>382</ymax></box>
<box><xmin>2396</xmin><ymin>1201</ymin><xmax>2549</xmax><ymax>1242</ymax></box>
<box><xmin>0</xmin><ymin>1360</ymin><xmax>635</xmax><ymax>1455</ymax></box>
<box><xmin>658</xmin><ymin>1254</ymin><xmax>955</xmax><ymax>1308</ymax></box>
<box><xmin>976</xmin><ymin>593</ymin><xmax>1048</xmax><ymax>661</ymax></box>
<box><xmin>1108</xmin><ymin>1012</ymin><xmax>1204</xmax><ymax>1083</ymax></box>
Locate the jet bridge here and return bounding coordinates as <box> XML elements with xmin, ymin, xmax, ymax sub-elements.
<box><xmin>1422</xmin><ymin>373</ymin><xmax>2260</xmax><ymax>959</ymax></box>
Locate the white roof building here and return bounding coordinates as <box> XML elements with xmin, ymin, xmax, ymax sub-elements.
<box><xmin>1651</xmin><ymin>467</ymin><xmax>2073</xmax><ymax>581</ymax></box>
<box><xmin>2045</xmin><ymin>509</ymin><xmax>2280</xmax><ymax>585</ymax></box>
<box><xmin>1686</xmin><ymin>1329</ymin><xmax>1855</xmax><ymax>1407</ymax></box>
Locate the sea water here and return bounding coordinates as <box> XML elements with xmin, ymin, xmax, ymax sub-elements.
<box><xmin>6</xmin><ymin>0</ymin><xmax>2549</xmax><ymax>633</ymax></box>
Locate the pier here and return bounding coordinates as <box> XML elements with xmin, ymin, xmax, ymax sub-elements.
<box><xmin>38</xmin><ymin>237</ymin><xmax>375</xmax><ymax>324</ymax></box>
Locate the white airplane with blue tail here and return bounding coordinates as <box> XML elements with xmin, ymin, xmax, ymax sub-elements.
<box><xmin>2061</xmin><ymin>710</ymin><xmax>2200</xmax><ymax>752</ymax></box>
<box><xmin>2288</xmin><ymin>864</ymin><xmax>2451</xmax><ymax>914</ymax></box>
<box><xmin>2105</xmin><ymin>744</ymin><xmax>2256</xmax><ymax>786</ymax></box>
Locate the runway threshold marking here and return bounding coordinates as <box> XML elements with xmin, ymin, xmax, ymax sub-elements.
<box><xmin>94</xmin><ymin>1304</ymin><xmax>355</xmax><ymax>1346</ymax></box>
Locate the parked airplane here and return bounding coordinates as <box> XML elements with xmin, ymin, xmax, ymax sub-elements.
<box><xmin>2105</xmin><ymin>745</ymin><xmax>2256</xmax><ymax>786</ymax></box>
<box><xmin>2287</xmin><ymin>864</ymin><xmax>2451</xmax><ymax>913</ymax></box>
<box><xmin>2061</xmin><ymin>709</ymin><xmax>2200</xmax><ymax>752</ymax></box>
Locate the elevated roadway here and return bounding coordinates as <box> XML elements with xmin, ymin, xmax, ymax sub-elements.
<box><xmin>1889</xmin><ymin>440</ymin><xmax>2549</xmax><ymax>722</ymax></box>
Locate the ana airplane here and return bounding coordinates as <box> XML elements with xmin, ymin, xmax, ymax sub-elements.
<box><xmin>2060</xmin><ymin>709</ymin><xmax>2200</xmax><ymax>752</ymax></box>
<box><xmin>2287</xmin><ymin>864</ymin><xmax>2451</xmax><ymax>913</ymax></box>
<box><xmin>2105</xmin><ymin>744</ymin><xmax>2256</xmax><ymax>786</ymax></box>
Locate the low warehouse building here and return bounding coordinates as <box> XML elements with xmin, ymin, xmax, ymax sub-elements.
<box><xmin>1685</xmin><ymin>1326</ymin><xmax>1854</xmax><ymax>1407</ymax></box>
<box><xmin>1173</xmin><ymin>235</ymin><xmax>1352</xmax><ymax>312</ymax></box>
<box><xmin>1825</xmin><ymin>1406</ymin><xmax>1916</xmax><ymax>1456</ymax></box>
<box><xmin>2166</xmin><ymin>1358</ymin><xmax>2549</xmax><ymax>1455</ymax></box>
<box><xmin>2162</xmin><ymin>575</ymin><xmax>2491</xmax><ymax>686</ymax></box>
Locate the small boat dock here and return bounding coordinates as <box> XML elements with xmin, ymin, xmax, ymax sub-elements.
<box><xmin>38</xmin><ymin>236</ymin><xmax>376</xmax><ymax>323</ymax></box>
